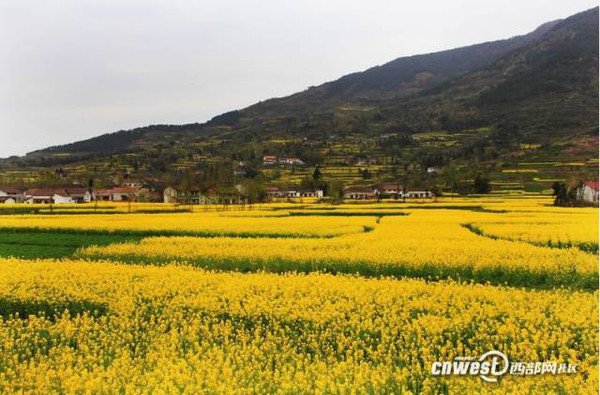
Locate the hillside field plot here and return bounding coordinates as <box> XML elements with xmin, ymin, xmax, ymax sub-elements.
<box><xmin>0</xmin><ymin>197</ymin><xmax>597</xmax><ymax>393</ymax></box>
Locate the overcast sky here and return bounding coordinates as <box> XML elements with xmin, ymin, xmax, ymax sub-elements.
<box><xmin>0</xmin><ymin>0</ymin><xmax>596</xmax><ymax>158</ymax></box>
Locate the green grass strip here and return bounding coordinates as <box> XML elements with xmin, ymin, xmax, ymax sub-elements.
<box><xmin>463</xmin><ymin>224</ymin><xmax>599</xmax><ymax>255</ymax></box>
<box><xmin>76</xmin><ymin>253</ymin><xmax>598</xmax><ymax>291</ymax></box>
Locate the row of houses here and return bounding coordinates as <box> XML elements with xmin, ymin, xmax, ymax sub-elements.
<box><xmin>264</xmin><ymin>185</ymin><xmax>433</xmax><ymax>200</ymax></box>
<box><xmin>0</xmin><ymin>187</ymin><xmax>92</xmax><ymax>204</ymax></box>
<box><xmin>344</xmin><ymin>185</ymin><xmax>435</xmax><ymax>200</ymax></box>
<box><xmin>0</xmin><ymin>186</ymin><xmax>152</xmax><ymax>204</ymax></box>
<box><xmin>163</xmin><ymin>184</ymin><xmax>434</xmax><ymax>203</ymax></box>
<box><xmin>163</xmin><ymin>185</ymin><xmax>325</xmax><ymax>204</ymax></box>
<box><xmin>163</xmin><ymin>186</ymin><xmax>217</xmax><ymax>205</ymax></box>
<box><xmin>262</xmin><ymin>155</ymin><xmax>305</xmax><ymax>166</ymax></box>
<box><xmin>265</xmin><ymin>187</ymin><xmax>324</xmax><ymax>199</ymax></box>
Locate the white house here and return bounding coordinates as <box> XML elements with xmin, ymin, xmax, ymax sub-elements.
<box><xmin>265</xmin><ymin>186</ymin><xmax>283</xmax><ymax>199</ymax></box>
<box><xmin>96</xmin><ymin>187</ymin><xmax>141</xmax><ymax>202</ymax></box>
<box><xmin>263</xmin><ymin>155</ymin><xmax>278</xmax><ymax>166</ymax></box>
<box><xmin>122</xmin><ymin>179</ymin><xmax>143</xmax><ymax>188</ymax></box>
<box><xmin>577</xmin><ymin>181</ymin><xmax>599</xmax><ymax>204</ymax></box>
<box><xmin>64</xmin><ymin>187</ymin><xmax>92</xmax><ymax>203</ymax></box>
<box><xmin>404</xmin><ymin>190</ymin><xmax>435</xmax><ymax>199</ymax></box>
<box><xmin>280</xmin><ymin>157</ymin><xmax>305</xmax><ymax>166</ymax></box>
<box><xmin>285</xmin><ymin>190</ymin><xmax>301</xmax><ymax>198</ymax></box>
<box><xmin>25</xmin><ymin>188</ymin><xmax>56</xmax><ymax>204</ymax></box>
<box><xmin>381</xmin><ymin>184</ymin><xmax>403</xmax><ymax>197</ymax></box>
<box><xmin>0</xmin><ymin>187</ymin><xmax>24</xmax><ymax>204</ymax></box>
<box><xmin>300</xmin><ymin>189</ymin><xmax>324</xmax><ymax>198</ymax></box>
<box><xmin>25</xmin><ymin>187</ymin><xmax>91</xmax><ymax>204</ymax></box>
<box><xmin>344</xmin><ymin>186</ymin><xmax>378</xmax><ymax>200</ymax></box>
<box><xmin>163</xmin><ymin>186</ymin><xmax>179</xmax><ymax>203</ymax></box>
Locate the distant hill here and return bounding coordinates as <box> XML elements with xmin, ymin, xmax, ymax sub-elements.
<box><xmin>243</xmin><ymin>19</ymin><xmax>560</xmax><ymax>117</ymax></box>
<box><xmin>25</xmin><ymin>11</ymin><xmax>570</xmax><ymax>157</ymax></box>
<box><xmin>378</xmin><ymin>7</ymin><xmax>599</xmax><ymax>136</ymax></box>
<box><xmin>1</xmin><ymin>7</ymin><xmax>597</xmax><ymax>192</ymax></box>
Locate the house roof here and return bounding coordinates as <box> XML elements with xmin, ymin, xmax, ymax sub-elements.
<box><xmin>0</xmin><ymin>187</ymin><xmax>22</xmax><ymax>194</ymax></box>
<box><xmin>26</xmin><ymin>188</ymin><xmax>64</xmax><ymax>196</ymax></box>
<box><xmin>345</xmin><ymin>186</ymin><xmax>376</xmax><ymax>193</ymax></box>
<box><xmin>586</xmin><ymin>181</ymin><xmax>599</xmax><ymax>191</ymax></box>
<box><xmin>64</xmin><ymin>187</ymin><xmax>89</xmax><ymax>196</ymax></box>
<box><xmin>300</xmin><ymin>189</ymin><xmax>321</xmax><ymax>193</ymax></box>
<box><xmin>26</xmin><ymin>187</ymin><xmax>89</xmax><ymax>197</ymax></box>
<box><xmin>166</xmin><ymin>185</ymin><xmax>202</xmax><ymax>192</ymax></box>
<box><xmin>94</xmin><ymin>189</ymin><xmax>114</xmax><ymax>196</ymax></box>
<box><xmin>106</xmin><ymin>187</ymin><xmax>140</xmax><ymax>194</ymax></box>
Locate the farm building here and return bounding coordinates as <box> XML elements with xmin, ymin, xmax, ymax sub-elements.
<box><xmin>24</xmin><ymin>188</ymin><xmax>55</xmax><ymax>204</ymax></box>
<box><xmin>381</xmin><ymin>184</ymin><xmax>403</xmax><ymax>197</ymax></box>
<box><xmin>284</xmin><ymin>190</ymin><xmax>301</xmax><ymax>198</ymax></box>
<box><xmin>95</xmin><ymin>187</ymin><xmax>141</xmax><ymax>202</ymax></box>
<box><xmin>280</xmin><ymin>157</ymin><xmax>305</xmax><ymax>166</ymax></box>
<box><xmin>577</xmin><ymin>181</ymin><xmax>599</xmax><ymax>204</ymax></box>
<box><xmin>121</xmin><ymin>179</ymin><xmax>143</xmax><ymax>188</ymax></box>
<box><xmin>263</xmin><ymin>155</ymin><xmax>278</xmax><ymax>166</ymax></box>
<box><xmin>163</xmin><ymin>186</ymin><xmax>179</xmax><ymax>203</ymax></box>
<box><xmin>265</xmin><ymin>187</ymin><xmax>323</xmax><ymax>199</ymax></box>
<box><xmin>299</xmin><ymin>190</ymin><xmax>324</xmax><ymax>198</ymax></box>
<box><xmin>344</xmin><ymin>186</ymin><xmax>378</xmax><ymax>200</ymax></box>
<box><xmin>0</xmin><ymin>187</ymin><xmax>24</xmax><ymax>204</ymax></box>
<box><xmin>163</xmin><ymin>186</ymin><xmax>216</xmax><ymax>205</ymax></box>
<box><xmin>24</xmin><ymin>187</ymin><xmax>92</xmax><ymax>204</ymax></box>
<box><xmin>265</xmin><ymin>186</ymin><xmax>283</xmax><ymax>198</ymax></box>
<box><xmin>404</xmin><ymin>190</ymin><xmax>435</xmax><ymax>199</ymax></box>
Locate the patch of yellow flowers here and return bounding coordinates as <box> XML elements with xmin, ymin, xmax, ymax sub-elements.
<box><xmin>0</xmin><ymin>258</ymin><xmax>596</xmax><ymax>394</ymax></box>
<box><xmin>0</xmin><ymin>213</ymin><xmax>374</xmax><ymax>237</ymax></box>
<box><xmin>79</xmin><ymin>210</ymin><xmax>597</xmax><ymax>288</ymax></box>
<box><xmin>470</xmin><ymin>210</ymin><xmax>598</xmax><ymax>247</ymax></box>
<box><xmin>0</xmin><ymin>197</ymin><xmax>597</xmax><ymax>393</ymax></box>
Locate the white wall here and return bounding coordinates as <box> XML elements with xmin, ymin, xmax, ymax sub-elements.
<box><xmin>53</xmin><ymin>194</ymin><xmax>74</xmax><ymax>204</ymax></box>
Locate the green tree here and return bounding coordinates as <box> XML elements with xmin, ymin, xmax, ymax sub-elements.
<box><xmin>312</xmin><ymin>166</ymin><xmax>322</xmax><ymax>181</ymax></box>
<box><xmin>328</xmin><ymin>181</ymin><xmax>345</xmax><ymax>204</ymax></box>
<box><xmin>473</xmin><ymin>173</ymin><xmax>491</xmax><ymax>194</ymax></box>
<box><xmin>552</xmin><ymin>182</ymin><xmax>569</xmax><ymax>206</ymax></box>
<box><xmin>361</xmin><ymin>168</ymin><xmax>371</xmax><ymax>180</ymax></box>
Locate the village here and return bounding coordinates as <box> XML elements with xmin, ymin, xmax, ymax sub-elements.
<box><xmin>0</xmin><ymin>180</ymin><xmax>438</xmax><ymax>205</ymax></box>
<box><xmin>0</xmin><ymin>179</ymin><xmax>598</xmax><ymax>205</ymax></box>
<box><xmin>0</xmin><ymin>154</ymin><xmax>598</xmax><ymax>206</ymax></box>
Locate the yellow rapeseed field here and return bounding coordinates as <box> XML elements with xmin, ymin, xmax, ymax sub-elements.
<box><xmin>79</xmin><ymin>209</ymin><xmax>597</xmax><ymax>288</ymax></box>
<box><xmin>469</xmin><ymin>210</ymin><xmax>598</xmax><ymax>247</ymax></box>
<box><xmin>0</xmin><ymin>258</ymin><xmax>596</xmax><ymax>394</ymax></box>
<box><xmin>0</xmin><ymin>213</ymin><xmax>374</xmax><ymax>237</ymax></box>
<box><xmin>0</xmin><ymin>197</ymin><xmax>597</xmax><ymax>393</ymax></box>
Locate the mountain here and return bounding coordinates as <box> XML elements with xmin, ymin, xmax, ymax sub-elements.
<box><xmin>379</xmin><ymin>7</ymin><xmax>599</xmax><ymax>136</ymax></box>
<box><xmin>1</xmin><ymin>7</ymin><xmax>598</xmax><ymax>192</ymax></box>
<box><xmin>243</xmin><ymin>19</ymin><xmax>559</xmax><ymax>116</ymax></box>
<box><xmin>22</xmin><ymin>12</ymin><xmax>566</xmax><ymax>156</ymax></box>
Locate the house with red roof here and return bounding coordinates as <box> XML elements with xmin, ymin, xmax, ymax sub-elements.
<box><xmin>577</xmin><ymin>181</ymin><xmax>599</xmax><ymax>204</ymax></box>
<box><xmin>0</xmin><ymin>187</ymin><xmax>24</xmax><ymax>204</ymax></box>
